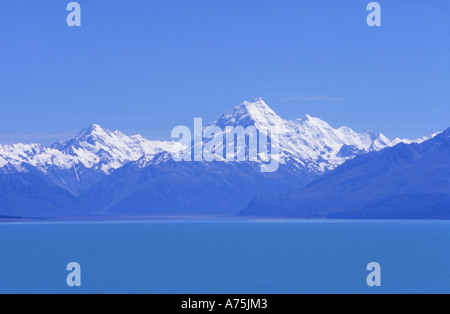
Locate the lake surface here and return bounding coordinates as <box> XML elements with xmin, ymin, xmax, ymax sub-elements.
<box><xmin>0</xmin><ymin>220</ymin><xmax>448</xmax><ymax>294</ymax></box>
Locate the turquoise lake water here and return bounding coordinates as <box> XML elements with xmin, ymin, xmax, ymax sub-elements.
<box><xmin>0</xmin><ymin>220</ymin><xmax>448</xmax><ymax>294</ymax></box>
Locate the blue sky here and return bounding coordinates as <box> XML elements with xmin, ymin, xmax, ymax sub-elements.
<box><xmin>0</xmin><ymin>0</ymin><xmax>449</xmax><ymax>145</ymax></box>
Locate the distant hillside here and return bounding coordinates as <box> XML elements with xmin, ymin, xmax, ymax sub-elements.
<box><xmin>240</xmin><ymin>128</ymin><xmax>450</xmax><ymax>219</ymax></box>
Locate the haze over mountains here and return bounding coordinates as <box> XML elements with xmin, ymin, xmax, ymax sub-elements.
<box><xmin>0</xmin><ymin>99</ymin><xmax>445</xmax><ymax>219</ymax></box>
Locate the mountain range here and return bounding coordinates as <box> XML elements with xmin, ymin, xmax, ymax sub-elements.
<box><xmin>0</xmin><ymin>99</ymin><xmax>444</xmax><ymax>219</ymax></box>
<box><xmin>241</xmin><ymin>128</ymin><xmax>450</xmax><ymax>219</ymax></box>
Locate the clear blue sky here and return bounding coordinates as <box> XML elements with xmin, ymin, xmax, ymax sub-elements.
<box><xmin>0</xmin><ymin>0</ymin><xmax>449</xmax><ymax>145</ymax></box>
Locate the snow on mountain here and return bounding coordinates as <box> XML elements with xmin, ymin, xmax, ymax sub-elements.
<box><xmin>216</xmin><ymin>98</ymin><xmax>287</xmax><ymax>129</ymax></box>
<box><xmin>0</xmin><ymin>125</ymin><xmax>181</xmax><ymax>174</ymax></box>
<box><xmin>0</xmin><ymin>143</ymin><xmax>73</xmax><ymax>173</ymax></box>
<box><xmin>240</xmin><ymin>128</ymin><xmax>450</xmax><ymax>219</ymax></box>
<box><xmin>0</xmin><ymin>99</ymin><xmax>432</xmax><ymax>175</ymax></box>
<box><xmin>213</xmin><ymin>98</ymin><xmax>427</xmax><ymax>172</ymax></box>
<box><xmin>390</xmin><ymin>132</ymin><xmax>440</xmax><ymax>146</ymax></box>
<box><xmin>0</xmin><ymin>99</ymin><xmax>443</xmax><ymax>218</ymax></box>
<box><xmin>51</xmin><ymin>124</ymin><xmax>181</xmax><ymax>173</ymax></box>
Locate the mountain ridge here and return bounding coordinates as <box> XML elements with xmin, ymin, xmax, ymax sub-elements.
<box><xmin>1</xmin><ymin>99</ymin><xmax>430</xmax><ymax>176</ymax></box>
<box><xmin>240</xmin><ymin>128</ymin><xmax>450</xmax><ymax>219</ymax></box>
<box><xmin>0</xmin><ymin>99</ymin><xmax>442</xmax><ymax>218</ymax></box>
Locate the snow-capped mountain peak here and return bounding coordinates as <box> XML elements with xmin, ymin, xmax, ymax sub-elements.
<box><xmin>53</xmin><ymin>124</ymin><xmax>114</xmax><ymax>150</ymax></box>
<box><xmin>0</xmin><ymin>99</ymin><xmax>431</xmax><ymax>176</ymax></box>
<box><xmin>52</xmin><ymin>124</ymin><xmax>182</xmax><ymax>173</ymax></box>
<box><xmin>216</xmin><ymin>98</ymin><xmax>286</xmax><ymax>129</ymax></box>
<box><xmin>0</xmin><ymin>125</ymin><xmax>181</xmax><ymax>175</ymax></box>
<box><xmin>211</xmin><ymin>99</ymin><xmax>426</xmax><ymax>172</ymax></box>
